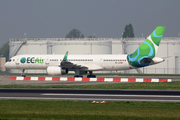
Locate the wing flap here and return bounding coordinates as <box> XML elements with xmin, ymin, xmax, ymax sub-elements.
<box><xmin>61</xmin><ymin>61</ymin><xmax>103</xmax><ymax>71</ymax></box>
<box><xmin>61</xmin><ymin>61</ymin><xmax>88</xmax><ymax>70</ymax></box>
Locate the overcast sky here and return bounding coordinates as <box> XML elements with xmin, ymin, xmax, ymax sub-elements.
<box><xmin>0</xmin><ymin>0</ymin><xmax>180</xmax><ymax>47</ymax></box>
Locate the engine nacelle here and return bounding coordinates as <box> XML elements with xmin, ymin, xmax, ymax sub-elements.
<box><xmin>47</xmin><ymin>66</ymin><xmax>68</xmax><ymax>76</ymax></box>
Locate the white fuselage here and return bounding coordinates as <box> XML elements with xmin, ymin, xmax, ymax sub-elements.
<box><xmin>4</xmin><ymin>54</ymin><xmax>132</xmax><ymax>71</ymax></box>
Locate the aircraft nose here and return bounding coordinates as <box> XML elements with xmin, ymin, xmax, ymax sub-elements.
<box><xmin>4</xmin><ymin>62</ymin><xmax>9</xmax><ymax>68</ymax></box>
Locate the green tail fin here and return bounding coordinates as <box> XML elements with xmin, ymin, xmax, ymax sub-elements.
<box><xmin>127</xmin><ymin>26</ymin><xmax>166</xmax><ymax>67</ymax></box>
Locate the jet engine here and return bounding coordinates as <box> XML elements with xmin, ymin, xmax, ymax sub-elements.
<box><xmin>47</xmin><ymin>66</ymin><xmax>68</xmax><ymax>75</ymax></box>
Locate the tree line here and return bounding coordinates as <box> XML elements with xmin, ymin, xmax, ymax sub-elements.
<box><xmin>66</xmin><ymin>24</ymin><xmax>134</xmax><ymax>38</ymax></box>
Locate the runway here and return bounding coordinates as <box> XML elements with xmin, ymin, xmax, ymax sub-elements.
<box><xmin>0</xmin><ymin>88</ymin><xmax>180</xmax><ymax>102</ymax></box>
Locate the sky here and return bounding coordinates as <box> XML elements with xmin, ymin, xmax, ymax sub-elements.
<box><xmin>0</xmin><ymin>0</ymin><xmax>180</xmax><ymax>47</ymax></box>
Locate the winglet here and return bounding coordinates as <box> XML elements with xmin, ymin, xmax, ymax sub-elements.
<box><xmin>63</xmin><ymin>51</ymin><xmax>68</xmax><ymax>61</ymax></box>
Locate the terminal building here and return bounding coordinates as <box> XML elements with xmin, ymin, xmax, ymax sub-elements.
<box><xmin>9</xmin><ymin>37</ymin><xmax>180</xmax><ymax>74</ymax></box>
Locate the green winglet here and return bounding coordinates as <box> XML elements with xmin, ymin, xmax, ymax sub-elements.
<box><xmin>63</xmin><ymin>51</ymin><xmax>68</xmax><ymax>61</ymax></box>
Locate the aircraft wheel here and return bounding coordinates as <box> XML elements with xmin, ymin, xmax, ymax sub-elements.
<box><xmin>87</xmin><ymin>75</ymin><xmax>96</xmax><ymax>78</ymax></box>
<box><xmin>74</xmin><ymin>75</ymin><xmax>83</xmax><ymax>78</ymax></box>
<box><xmin>92</xmin><ymin>75</ymin><xmax>96</xmax><ymax>78</ymax></box>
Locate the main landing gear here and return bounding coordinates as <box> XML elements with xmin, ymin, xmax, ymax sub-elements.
<box><xmin>73</xmin><ymin>70</ymin><xmax>96</xmax><ymax>78</ymax></box>
<box><xmin>74</xmin><ymin>69</ymin><xmax>83</xmax><ymax>77</ymax></box>
<box><xmin>74</xmin><ymin>75</ymin><xmax>83</xmax><ymax>77</ymax></box>
<box><xmin>87</xmin><ymin>71</ymin><xmax>96</xmax><ymax>78</ymax></box>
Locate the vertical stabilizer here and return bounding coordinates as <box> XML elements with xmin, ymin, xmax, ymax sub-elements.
<box><xmin>127</xmin><ymin>26</ymin><xmax>166</xmax><ymax>67</ymax></box>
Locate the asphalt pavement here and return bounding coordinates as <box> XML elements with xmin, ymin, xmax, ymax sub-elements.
<box><xmin>0</xmin><ymin>88</ymin><xmax>180</xmax><ymax>102</ymax></box>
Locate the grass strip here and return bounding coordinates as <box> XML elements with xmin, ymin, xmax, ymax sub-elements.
<box><xmin>0</xmin><ymin>100</ymin><xmax>180</xmax><ymax>120</ymax></box>
<box><xmin>1</xmin><ymin>81</ymin><xmax>180</xmax><ymax>90</ymax></box>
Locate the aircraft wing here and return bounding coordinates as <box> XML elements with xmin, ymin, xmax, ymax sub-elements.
<box><xmin>60</xmin><ymin>51</ymin><xmax>103</xmax><ymax>71</ymax></box>
<box><xmin>61</xmin><ymin>61</ymin><xmax>103</xmax><ymax>71</ymax></box>
<box><xmin>61</xmin><ymin>61</ymin><xmax>88</xmax><ymax>70</ymax></box>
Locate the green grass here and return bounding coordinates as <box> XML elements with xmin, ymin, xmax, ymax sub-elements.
<box><xmin>1</xmin><ymin>81</ymin><xmax>180</xmax><ymax>90</ymax></box>
<box><xmin>0</xmin><ymin>100</ymin><xmax>180</xmax><ymax>120</ymax></box>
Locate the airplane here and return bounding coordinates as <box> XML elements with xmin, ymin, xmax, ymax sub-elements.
<box><xmin>4</xmin><ymin>26</ymin><xmax>166</xmax><ymax>78</ymax></box>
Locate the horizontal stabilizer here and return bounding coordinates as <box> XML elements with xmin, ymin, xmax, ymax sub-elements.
<box><xmin>150</xmin><ymin>57</ymin><xmax>165</xmax><ymax>65</ymax></box>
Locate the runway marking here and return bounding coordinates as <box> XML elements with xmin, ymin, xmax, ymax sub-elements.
<box><xmin>41</xmin><ymin>93</ymin><xmax>180</xmax><ymax>98</ymax></box>
<box><xmin>0</xmin><ymin>97</ymin><xmax>180</xmax><ymax>102</ymax></box>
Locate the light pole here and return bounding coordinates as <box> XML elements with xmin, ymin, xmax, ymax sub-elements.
<box><xmin>24</xmin><ymin>33</ymin><xmax>27</xmax><ymax>40</ymax></box>
<box><xmin>24</xmin><ymin>33</ymin><xmax>28</xmax><ymax>54</ymax></box>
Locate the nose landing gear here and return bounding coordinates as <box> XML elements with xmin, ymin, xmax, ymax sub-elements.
<box><xmin>21</xmin><ymin>69</ymin><xmax>26</xmax><ymax>77</ymax></box>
